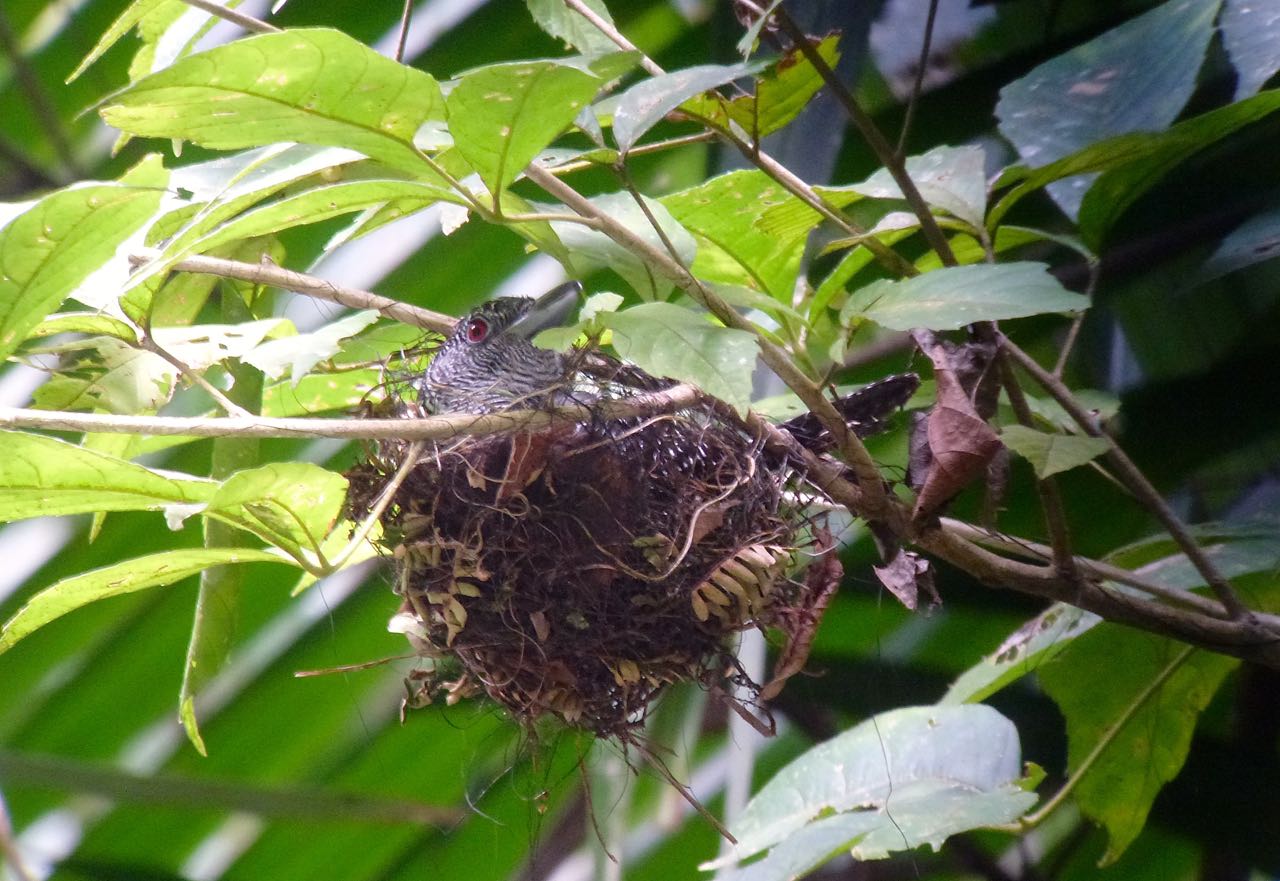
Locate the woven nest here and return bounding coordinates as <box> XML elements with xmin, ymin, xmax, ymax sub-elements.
<box><xmin>346</xmin><ymin>392</ymin><xmax>827</xmax><ymax>738</ymax></box>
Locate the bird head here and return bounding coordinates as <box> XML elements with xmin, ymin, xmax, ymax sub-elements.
<box><xmin>419</xmin><ymin>281</ymin><xmax>581</xmax><ymax>414</ymax></box>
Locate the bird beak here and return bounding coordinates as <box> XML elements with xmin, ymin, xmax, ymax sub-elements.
<box><xmin>508</xmin><ymin>281</ymin><xmax>582</xmax><ymax>339</ymax></box>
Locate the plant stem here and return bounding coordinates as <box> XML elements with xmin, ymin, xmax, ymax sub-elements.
<box><xmin>178</xmin><ymin>0</ymin><xmax>279</xmax><ymax>34</ymax></box>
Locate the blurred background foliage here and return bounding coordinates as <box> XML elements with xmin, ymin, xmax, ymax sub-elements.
<box><xmin>1</xmin><ymin>1</ymin><xmax>1278</xmax><ymax>880</ymax></box>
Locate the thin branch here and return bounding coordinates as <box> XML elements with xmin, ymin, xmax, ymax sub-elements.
<box><xmin>771</xmin><ymin>6</ymin><xmax>957</xmax><ymax>268</ymax></box>
<box><xmin>997</xmin><ymin>355</ymin><xmax>1076</xmax><ymax>577</ymax></box>
<box><xmin>545</xmin><ymin>132</ymin><xmax>715</xmax><ymax>177</ymax></box>
<box><xmin>0</xmin><ymin>384</ymin><xmax>702</xmax><ymax>441</ymax></box>
<box><xmin>562</xmin><ymin>0</ymin><xmax>663</xmax><ymax>77</ymax></box>
<box><xmin>129</xmin><ymin>250</ymin><xmax>456</xmax><ymax>334</ymax></box>
<box><xmin>178</xmin><ymin>0</ymin><xmax>279</xmax><ymax>33</ymax></box>
<box><xmin>942</xmin><ymin>518</ymin><xmax>1232</xmax><ymax>619</ymax></box>
<box><xmin>1053</xmin><ymin>260</ymin><xmax>1100</xmax><ymax>378</ymax></box>
<box><xmin>1000</xmin><ymin>336</ymin><xmax>1252</xmax><ymax>620</ymax></box>
<box><xmin>138</xmin><ymin>333</ymin><xmax>252</xmax><ymax>417</ymax></box>
<box><xmin>394</xmin><ymin>0</ymin><xmax>413</xmax><ymax>62</ymax></box>
<box><xmin>913</xmin><ymin>526</ymin><xmax>1280</xmax><ymax>667</ymax></box>
<box><xmin>896</xmin><ymin>0</ymin><xmax>940</xmax><ymax>157</ymax></box>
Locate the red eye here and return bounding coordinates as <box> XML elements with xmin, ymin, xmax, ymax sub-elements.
<box><xmin>465</xmin><ymin>317</ymin><xmax>489</xmax><ymax>343</ymax></box>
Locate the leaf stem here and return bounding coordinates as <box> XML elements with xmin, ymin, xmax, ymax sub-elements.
<box><xmin>178</xmin><ymin>0</ymin><xmax>279</xmax><ymax>34</ymax></box>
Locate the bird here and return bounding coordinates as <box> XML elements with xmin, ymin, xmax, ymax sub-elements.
<box><xmin>417</xmin><ymin>281</ymin><xmax>918</xmax><ymax>451</ymax></box>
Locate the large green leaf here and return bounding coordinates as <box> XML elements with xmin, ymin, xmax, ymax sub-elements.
<box><xmin>99</xmin><ymin>29</ymin><xmax>445</xmax><ymax>177</ymax></box>
<box><xmin>0</xmin><ymin>431</ymin><xmax>214</xmax><ymax>522</ymax></box>
<box><xmin>996</xmin><ymin>0</ymin><xmax>1220</xmax><ymax>217</ymax></box>
<box><xmin>1039</xmin><ymin>631</ymin><xmax>1237</xmax><ymax>865</ymax></box>
<box><xmin>0</xmin><ymin>158</ymin><xmax>166</xmax><ymax>360</ymax></box>
<box><xmin>708</xmin><ymin>705</ymin><xmax>1037</xmax><ymax>872</ymax></box>
<box><xmin>841</xmin><ymin>144</ymin><xmax>988</xmax><ymax>229</ymax></box>
<box><xmin>0</xmin><ymin>548</ymin><xmax>286</xmax><ymax>653</ymax></box>
<box><xmin>600</xmin><ymin>302</ymin><xmax>756</xmax><ymax>413</ymax></box>
<box><xmin>206</xmin><ymin>463</ymin><xmax>349</xmax><ymax>559</ymax></box>
<box><xmin>662</xmin><ymin>169</ymin><xmax>808</xmax><ymax>300</ymax></box>
<box><xmin>841</xmin><ymin>262</ymin><xmax>1088</xmax><ymax>331</ymax></box>
<box><xmin>446</xmin><ymin>59</ymin><xmax>603</xmax><ymax>199</ymax></box>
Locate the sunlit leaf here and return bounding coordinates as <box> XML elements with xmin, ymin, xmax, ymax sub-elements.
<box><xmin>100</xmin><ymin>29</ymin><xmax>445</xmax><ymax>177</ymax></box>
<box><xmin>243</xmin><ymin>311</ymin><xmax>381</xmax><ymax>384</ymax></box>
<box><xmin>525</xmin><ymin>0</ymin><xmax>619</xmax><ymax>55</ymax></box>
<box><xmin>0</xmin><ymin>157</ymin><xmax>166</xmax><ymax>361</ymax></box>
<box><xmin>0</xmin><ymin>548</ymin><xmax>285</xmax><ymax>653</ymax></box>
<box><xmin>447</xmin><ymin>59</ymin><xmax>602</xmax><ymax>199</ymax></box>
<box><xmin>207</xmin><ymin>463</ymin><xmax>349</xmax><ymax>558</ymax></box>
<box><xmin>0</xmin><ymin>431</ymin><xmax>214</xmax><ymax>522</ymax></box>
<box><xmin>612</xmin><ymin>60</ymin><xmax>763</xmax><ymax>153</ymax></box>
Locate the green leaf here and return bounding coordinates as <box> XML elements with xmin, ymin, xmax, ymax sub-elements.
<box><xmin>0</xmin><ymin>431</ymin><xmax>214</xmax><ymax>522</ymax></box>
<box><xmin>0</xmin><ymin>548</ymin><xmax>285</xmax><ymax>654</ymax></box>
<box><xmin>685</xmin><ymin>35</ymin><xmax>841</xmax><ymax>140</ymax></box>
<box><xmin>525</xmin><ymin>0</ymin><xmax>620</xmax><ymax>55</ymax></box>
<box><xmin>100</xmin><ymin>29</ymin><xmax>445</xmax><ymax>177</ymax></box>
<box><xmin>0</xmin><ymin>158</ymin><xmax>167</xmax><ymax>361</ymax></box>
<box><xmin>30</xmin><ymin>312</ymin><xmax>139</xmax><ymax>343</ymax></box>
<box><xmin>708</xmin><ymin>705</ymin><xmax>1037</xmax><ymax>870</ymax></box>
<box><xmin>549</xmin><ymin>191</ymin><xmax>696</xmax><ymax>299</ymax></box>
<box><xmin>662</xmin><ymin>169</ymin><xmax>807</xmax><ymax>299</ymax></box>
<box><xmin>1039</xmin><ymin>631</ymin><xmax>1237</xmax><ymax>864</ymax></box>
<box><xmin>446</xmin><ymin>59</ymin><xmax>602</xmax><ymax>199</ymax></box>
<box><xmin>1000</xmin><ymin>425</ymin><xmax>1110</xmax><ymax>477</ymax></box>
<box><xmin>600</xmin><ymin>302</ymin><xmax>756</xmax><ymax>413</ymax></box>
<box><xmin>261</xmin><ymin>368</ymin><xmax>381</xmax><ymax>417</ymax></box>
<box><xmin>995</xmin><ymin>0</ymin><xmax>1220</xmax><ymax>218</ymax></box>
<box><xmin>206</xmin><ymin>463</ymin><xmax>349</xmax><ymax>558</ymax></box>
<box><xmin>612</xmin><ymin>61</ymin><xmax>763</xmax><ymax>153</ymax></box>
<box><xmin>841</xmin><ymin>144</ymin><xmax>987</xmax><ymax>229</ymax></box>
<box><xmin>841</xmin><ymin>262</ymin><xmax>1088</xmax><ymax>331</ymax></box>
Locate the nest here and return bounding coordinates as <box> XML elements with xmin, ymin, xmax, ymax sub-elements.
<box><xmin>347</xmin><ymin>392</ymin><xmax>828</xmax><ymax>738</ymax></box>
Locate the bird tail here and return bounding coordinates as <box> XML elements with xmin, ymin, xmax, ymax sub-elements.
<box><xmin>779</xmin><ymin>373</ymin><xmax>919</xmax><ymax>452</ymax></box>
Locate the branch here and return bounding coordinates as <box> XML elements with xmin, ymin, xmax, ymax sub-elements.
<box><xmin>771</xmin><ymin>6</ymin><xmax>958</xmax><ymax>267</ymax></box>
<box><xmin>0</xmin><ymin>385</ymin><xmax>702</xmax><ymax>441</ymax></box>
<box><xmin>129</xmin><ymin>250</ymin><xmax>456</xmax><ymax>334</ymax></box>
<box><xmin>1000</xmin><ymin>336</ymin><xmax>1252</xmax><ymax>620</ymax></box>
<box><xmin>178</xmin><ymin>0</ymin><xmax>279</xmax><ymax>34</ymax></box>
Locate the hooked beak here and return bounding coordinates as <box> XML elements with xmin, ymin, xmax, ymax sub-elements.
<box><xmin>507</xmin><ymin>281</ymin><xmax>582</xmax><ymax>339</ymax></box>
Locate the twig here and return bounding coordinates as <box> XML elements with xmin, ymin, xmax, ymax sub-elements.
<box><xmin>562</xmin><ymin>0</ymin><xmax>663</xmax><ymax>77</ymax></box>
<box><xmin>941</xmin><ymin>518</ymin><xmax>1232</xmax><ymax>619</ymax></box>
<box><xmin>138</xmin><ymin>333</ymin><xmax>252</xmax><ymax>417</ymax></box>
<box><xmin>129</xmin><ymin>250</ymin><xmax>456</xmax><ymax>334</ymax></box>
<box><xmin>913</xmin><ymin>526</ymin><xmax>1280</xmax><ymax>667</ymax></box>
<box><xmin>545</xmin><ymin>132</ymin><xmax>715</xmax><ymax>177</ymax></box>
<box><xmin>394</xmin><ymin>0</ymin><xmax>412</xmax><ymax>62</ymax></box>
<box><xmin>1000</xmin><ymin>336</ymin><xmax>1252</xmax><ymax>620</ymax></box>
<box><xmin>896</xmin><ymin>0</ymin><xmax>940</xmax><ymax>157</ymax></box>
<box><xmin>0</xmin><ymin>5</ymin><xmax>83</xmax><ymax>178</ymax></box>
<box><xmin>0</xmin><ymin>384</ymin><xmax>702</xmax><ymax>441</ymax></box>
<box><xmin>996</xmin><ymin>355</ymin><xmax>1076</xmax><ymax>577</ymax></box>
<box><xmin>771</xmin><ymin>6</ymin><xmax>957</xmax><ymax>268</ymax></box>
<box><xmin>1053</xmin><ymin>260</ymin><xmax>1100</xmax><ymax>378</ymax></box>
<box><xmin>178</xmin><ymin>0</ymin><xmax>279</xmax><ymax>34</ymax></box>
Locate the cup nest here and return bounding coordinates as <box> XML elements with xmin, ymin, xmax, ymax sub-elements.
<box><xmin>346</xmin><ymin>394</ymin><xmax>831</xmax><ymax>738</ymax></box>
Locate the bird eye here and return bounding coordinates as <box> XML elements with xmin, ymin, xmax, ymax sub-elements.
<box><xmin>464</xmin><ymin>317</ymin><xmax>489</xmax><ymax>343</ymax></box>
